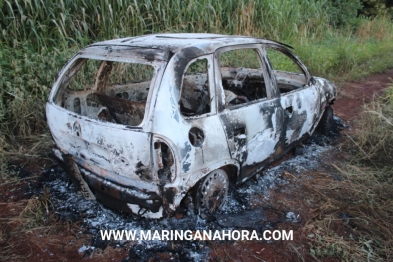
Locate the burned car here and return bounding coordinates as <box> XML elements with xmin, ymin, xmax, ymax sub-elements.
<box><xmin>46</xmin><ymin>33</ymin><xmax>336</xmax><ymax>219</ymax></box>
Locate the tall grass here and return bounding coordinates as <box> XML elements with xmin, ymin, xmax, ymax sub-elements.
<box><xmin>304</xmin><ymin>165</ymin><xmax>393</xmax><ymax>261</ymax></box>
<box><xmin>352</xmin><ymin>83</ymin><xmax>393</xmax><ymax>167</ymax></box>
<box><xmin>0</xmin><ymin>0</ymin><xmax>331</xmax><ymax>48</ymax></box>
<box><xmin>303</xmin><ymin>86</ymin><xmax>393</xmax><ymax>260</ymax></box>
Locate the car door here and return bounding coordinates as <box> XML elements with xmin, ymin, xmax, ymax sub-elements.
<box><xmin>153</xmin><ymin>54</ymin><xmax>230</xmax><ymax>181</ymax></box>
<box><xmin>214</xmin><ymin>45</ymin><xmax>283</xmax><ymax>182</ymax></box>
<box><xmin>265</xmin><ymin>46</ymin><xmax>323</xmax><ymax>146</ymax></box>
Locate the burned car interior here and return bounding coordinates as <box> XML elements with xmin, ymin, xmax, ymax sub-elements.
<box><xmin>180</xmin><ymin>58</ymin><xmax>211</xmax><ymax>116</ymax></box>
<box><xmin>220</xmin><ymin>48</ymin><xmax>268</xmax><ymax>107</ymax></box>
<box><xmin>47</xmin><ymin>34</ymin><xmax>337</xmax><ymax>219</ymax></box>
<box><xmin>55</xmin><ymin>59</ymin><xmax>154</xmax><ymax>126</ymax></box>
<box><xmin>266</xmin><ymin>48</ymin><xmax>308</xmax><ymax>93</ymax></box>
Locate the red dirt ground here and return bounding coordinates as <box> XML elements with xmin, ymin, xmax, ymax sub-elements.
<box><xmin>1</xmin><ymin>69</ymin><xmax>392</xmax><ymax>262</ymax></box>
<box><xmin>334</xmin><ymin>70</ymin><xmax>393</xmax><ymax>123</ymax></box>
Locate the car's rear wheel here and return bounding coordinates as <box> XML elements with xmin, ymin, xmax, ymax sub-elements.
<box><xmin>318</xmin><ymin>106</ymin><xmax>334</xmax><ymax>136</ymax></box>
<box><xmin>195</xmin><ymin>169</ymin><xmax>229</xmax><ymax>220</ymax></box>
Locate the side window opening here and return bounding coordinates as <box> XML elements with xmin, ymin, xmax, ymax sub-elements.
<box><xmin>266</xmin><ymin>48</ymin><xmax>307</xmax><ymax>94</ymax></box>
<box><xmin>180</xmin><ymin>58</ymin><xmax>211</xmax><ymax>117</ymax></box>
<box><xmin>219</xmin><ymin>48</ymin><xmax>267</xmax><ymax>108</ymax></box>
<box><xmin>56</xmin><ymin>58</ymin><xmax>154</xmax><ymax>126</ymax></box>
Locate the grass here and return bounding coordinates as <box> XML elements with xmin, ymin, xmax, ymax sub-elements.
<box><xmin>295</xmin><ymin>16</ymin><xmax>393</xmax><ymax>81</ymax></box>
<box><xmin>351</xmin><ymin>84</ymin><xmax>393</xmax><ymax>166</ymax></box>
<box><xmin>0</xmin><ymin>0</ymin><xmax>332</xmax><ymax>47</ymax></box>
<box><xmin>303</xmin><ymin>165</ymin><xmax>393</xmax><ymax>261</ymax></box>
<box><xmin>0</xmin><ymin>186</ymin><xmax>56</xmax><ymax>261</ymax></box>
<box><xmin>301</xmin><ymin>85</ymin><xmax>393</xmax><ymax>261</ymax></box>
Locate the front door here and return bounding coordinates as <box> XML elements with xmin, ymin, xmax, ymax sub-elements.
<box><xmin>265</xmin><ymin>46</ymin><xmax>322</xmax><ymax>146</ymax></box>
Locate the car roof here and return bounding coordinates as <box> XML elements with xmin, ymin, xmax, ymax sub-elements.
<box><xmin>88</xmin><ymin>33</ymin><xmax>292</xmax><ymax>55</ymax></box>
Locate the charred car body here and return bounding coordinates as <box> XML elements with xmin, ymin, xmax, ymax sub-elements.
<box><xmin>46</xmin><ymin>34</ymin><xmax>337</xmax><ymax>219</ymax></box>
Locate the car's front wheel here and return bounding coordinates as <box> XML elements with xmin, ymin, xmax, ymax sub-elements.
<box><xmin>195</xmin><ymin>169</ymin><xmax>229</xmax><ymax>220</ymax></box>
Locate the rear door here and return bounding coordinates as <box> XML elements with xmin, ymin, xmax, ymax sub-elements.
<box><xmin>152</xmin><ymin>54</ymin><xmax>230</xmax><ymax>178</ymax></box>
<box><xmin>214</xmin><ymin>45</ymin><xmax>283</xmax><ymax>182</ymax></box>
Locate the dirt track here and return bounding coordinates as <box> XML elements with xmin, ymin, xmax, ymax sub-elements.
<box><xmin>1</xmin><ymin>69</ymin><xmax>392</xmax><ymax>262</ymax></box>
<box><xmin>334</xmin><ymin>70</ymin><xmax>393</xmax><ymax>122</ymax></box>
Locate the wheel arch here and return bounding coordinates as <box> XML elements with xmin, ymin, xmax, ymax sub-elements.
<box><xmin>171</xmin><ymin>160</ymin><xmax>240</xmax><ymax>211</ymax></box>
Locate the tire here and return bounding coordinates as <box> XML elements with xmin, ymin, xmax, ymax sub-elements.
<box><xmin>318</xmin><ymin>106</ymin><xmax>334</xmax><ymax>136</ymax></box>
<box><xmin>195</xmin><ymin>169</ymin><xmax>229</xmax><ymax>220</ymax></box>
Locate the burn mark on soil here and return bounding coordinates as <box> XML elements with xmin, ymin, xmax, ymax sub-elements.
<box><xmin>216</xmin><ymin>207</ymin><xmax>266</xmax><ymax>228</ymax></box>
<box><xmin>123</xmin><ymin>242</ymin><xmax>208</xmax><ymax>262</ymax></box>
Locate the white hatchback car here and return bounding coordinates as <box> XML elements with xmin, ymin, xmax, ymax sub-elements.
<box><xmin>46</xmin><ymin>34</ymin><xmax>337</xmax><ymax>219</ymax></box>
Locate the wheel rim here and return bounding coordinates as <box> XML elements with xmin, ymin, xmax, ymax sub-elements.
<box><xmin>196</xmin><ymin>169</ymin><xmax>229</xmax><ymax>218</ymax></box>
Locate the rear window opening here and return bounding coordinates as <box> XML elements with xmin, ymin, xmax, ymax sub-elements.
<box><xmin>55</xmin><ymin>59</ymin><xmax>155</xmax><ymax>126</ymax></box>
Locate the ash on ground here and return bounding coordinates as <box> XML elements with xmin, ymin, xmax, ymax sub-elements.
<box><xmin>40</xmin><ymin>117</ymin><xmax>344</xmax><ymax>261</ymax></box>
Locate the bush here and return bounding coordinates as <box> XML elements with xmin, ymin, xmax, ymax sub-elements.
<box><xmin>325</xmin><ymin>0</ymin><xmax>363</xmax><ymax>26</ymax></box>
<box><xmin>360</xmin><ymin>0</ymin><xmax>393</xmax><ymax>17</ymax></box>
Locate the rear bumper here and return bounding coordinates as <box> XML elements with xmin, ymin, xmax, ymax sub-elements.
<box><xmin>54</xmin><ymin>148</ymin><xmax>164</xmax><ymax>217</ymax></box>
<box><xmin>80</xmin><ymin>166</ymin><xmax>163</xmax><ymax>213</ymax></box>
